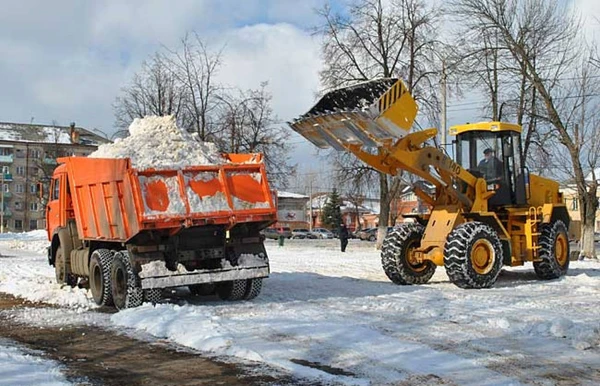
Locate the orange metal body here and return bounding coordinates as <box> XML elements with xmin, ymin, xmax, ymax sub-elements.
<box><xmin>46</xmin><ymin>154</ymin><xmax>277</xmax><ymax>242</ymax></box>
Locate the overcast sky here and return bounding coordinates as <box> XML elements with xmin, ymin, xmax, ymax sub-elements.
<box><xmin>0</xmin><ymin>0</ymin><xmax>598</xmax><ymax>174</ymax></box>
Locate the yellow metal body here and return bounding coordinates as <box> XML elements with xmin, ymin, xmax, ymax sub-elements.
<box><xmin>289</xmin><ymin>78</ymin><xmax>569</xmax><ymax>269</ymax></box>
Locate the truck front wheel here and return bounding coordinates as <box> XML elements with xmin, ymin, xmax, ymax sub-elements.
<box><xmin>55</xmin><ymin>247</ymin><xmax>77</xmax><ymax>288</ymax></box>
<box><xmin>111</xmin><ymin>251</ymin><xmax>143</xmax><ymax>310</ymax></box>
<box><xmin>89</xmin><ymin>249</ymin><xmax>114</xmax><ymax>306</ymax></box>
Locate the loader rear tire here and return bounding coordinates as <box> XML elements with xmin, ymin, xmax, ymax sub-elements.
<box><xmin>189</xmin><ymin>283</ymin><xmax>216</xmax><ymax>296</ymax></box>
<box><xmin>216</xmin><ymin>280</ymin><xmax>247</xmax><ymax>301</ymax></box>
<box><xmin>534</xmin><ymin>220</ymin><xmax>570</xmax><ymax>280</ymax></box>
<box><xmin>243</xmin><ymin>278</ymin><xmax>262</xmax><ymax>300</ymax></box>
<box><xmin>89</xmin><ymin>249</ymin><xmax>114</xmax><ymax>306</ymax></box>
<box><xmin>55</xmin><ymin>247</ymin><xmax>77</xmax><ymax>288</ymax></box>
<box><xmin>111</xmin><ymin>251</ymin><xmax>143</xmax><ymax>310</ymax></box>
<box><xmin>381</xmin><ymin>224</ymin><xmax>436</xmax><ymax>285</ymax></box>
<box><xmin>444</xmin><ymin>222</ymin><xmax>503</xmax><ymax>289</ymax></box>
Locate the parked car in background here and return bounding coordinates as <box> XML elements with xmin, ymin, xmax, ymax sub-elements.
<box><xmin>292</xmin><ymin>228</ymin><xmax>316</xmax><ymax>239</ymax></box>
<box><xmin>310</xmin><ymin>228</ymin><xmax>334</xmax><ymax>239</ymax></box>
<box><xmin>359</xmin><ymin>227</ymin><xmax>396</xmax><ymax>241</ymax></box>
<box><xmin>261</xmin><ymin>227</ymin><xmax>292</xmax><ymax>240</ymax></box>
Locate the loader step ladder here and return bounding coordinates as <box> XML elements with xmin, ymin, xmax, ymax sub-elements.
<box><xmin>526</xmin><ymin>206</ymin><xmax>543</xmax><ymax>258</ymax></box>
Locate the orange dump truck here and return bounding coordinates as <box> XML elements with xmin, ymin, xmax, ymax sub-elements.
<box><xmin>46</xmin><ymin>154</ymin><xmax>276</xmax><ymax>309</ymax></box>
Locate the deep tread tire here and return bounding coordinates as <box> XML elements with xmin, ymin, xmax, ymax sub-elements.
<box><xmin>381</xmin><ymin>223</ymin><xmax>436</xmax><ymax>285</ymax></box>
<box><xmin>89</xmin><ymin>249</ymin><xmax>114</xmax><ymax>306</ymax></box>
<box><xmin>143</xmin><ymin>288</ymin><xmax>162</xmax><ymax>304</ymax></box>
<box><xmin>55</xmin><ymin>247</ymin><xmax>77</xmax><ymax>287</ymax></box>
<box><xmin>216</xmin><ymin>280</ymin><xmax>248</xmax><ymax>301</ymax></box>
<box><xmin>111</xmin><ymin>251</ymin><xmax>143</xmax><ymax>310</ymax></box>
<box><xmin>534</xmin><ymin>220</ymin><xmax>570</xmax><ymax>280</ymax></box>
<box><xmin>243</xmin><ymin>278</ymin><xmax>262</xmax><ymax>300</ymax></box>
<box><xmin>444</xmin><ymin>222</ymin><xmax>503</xmax><ymax>289</ymax></box>
<box><xmin>189</xmin><ymin>283</ymin><xmax>216</xmax><ymax>296</ymax></box>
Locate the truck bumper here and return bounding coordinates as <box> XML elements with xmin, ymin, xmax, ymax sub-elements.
<box><xmin>140</xmin><ymin>266</ymin><xmax>269</xmax><ymax>289</ymax></box>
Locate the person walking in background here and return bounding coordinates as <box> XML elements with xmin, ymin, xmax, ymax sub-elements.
<box><xmin>339</xmin><ymin>223</ymin><xmax>349</xmax><ymax>252</ymax></box>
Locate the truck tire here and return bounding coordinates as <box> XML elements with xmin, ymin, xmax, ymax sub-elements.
<box><xmin>111</xmin><ymin>251</ymin><xmax>143</xmax><ymax>310</ymax></box>
<box><xmin>189</xmin><ymin>283</ymin><xmax>216</xmax><ymax>296</ymax></box>
<box><xmin>243</xmin><ymin>278</ymin><xmax>262</xmax><ymax>300</ymax></box>
<box><xmin>216</xmin><ymin>280</ymin><xmax>247</xmax><ymax>301</ymax></box>
<box><xmin>143</xmin><ymin>289</ymin><xmax>162</xmax><ymax>304</ymax></box>
<box><xmin>534</xmin><ymin>220</ymin><xmax>570</xmax><ymax>280</ymax></box>
<box><xmin>55</xmin><ymin>247</ymin><xmax>77</xmax><ymax>288</ymax></box>
<box><xmin>381</xmin><ymin>224</ymin><xmax>436</xmax><ymax>285</ymax></box>
<box><xmin>444</xmin><ymin>222</ymin><xmax>503</xmax><ymax>289</ymax></box>
<box><xmin>89</xmin><ymin>249</ymin><xmax>114</xmax><ymax>306</ymax></box>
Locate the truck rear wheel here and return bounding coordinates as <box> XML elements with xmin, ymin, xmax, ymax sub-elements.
<box><xmin>89</xmin><ymin>249</ymin><xmax>114</xmax><ymax>306</ymax></box>
<box><xmin>381</xmin><ymin>224</ymin><xmax>436</xmax><ymax>285</ymax></box>
<box><xmin>55</xmin><ymin>247</ymin><xmax>77</xmax><ymax>288</ymax></box>
<box><xmin>143</xmin><ymin>289</ymin><xmax>162</xmax><ymax>304</ymax></box>
<box><xmin>534</xmin><ymin>220</ymin><xmax>570</xmax><ymax>280</ymax></box>
<box><xmin>444</xmin><ymin>222</ymin><xmax>503</xmax><ymax>289</ymax></box>
<box><xmin>189</xmin><ymin>283</ymin><xmax>216</xmax><ymax>296</ymax></box>
<box><xmin>243</xmin><ymin>278</ymin><xmax>262</xmax><ymax>300</ymax></box>
<box><xmin>111</xmin><ymin>251</ymin><xmax>143</xmax><ymax>310</ymax></box>
<box><xmin>216</xmin><ymin>280</ymin><xmax>247</xmax><ymax>301</ymax></box>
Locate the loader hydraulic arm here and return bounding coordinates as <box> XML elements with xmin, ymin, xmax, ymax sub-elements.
<box><xmin>346</xmin><ymin>129</ymin><xmax>489</xmax><ymax>210</ymax></box>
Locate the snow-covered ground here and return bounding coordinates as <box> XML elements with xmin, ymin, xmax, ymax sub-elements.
<box><xmin>1</xmin><ymin>232</ymin><xmax>600</xmax><ymax>385</ymax></box>
<box><xmin>0</xmin><ymin>338</ymin><xmax>70</xmax><ymax>386</ymax></box>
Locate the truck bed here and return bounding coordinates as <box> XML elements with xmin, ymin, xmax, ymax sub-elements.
<box><xmin>59</xmin><ymin>154</ymin><xmax>276</xmax><ymax>242</ymax></box>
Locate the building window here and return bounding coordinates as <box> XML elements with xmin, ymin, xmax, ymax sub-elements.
<box><xmin>1</xmin><ymin>166</ymin><xmax>9</xmax><ymax>174</ymax></box>
<box><xmin>571</xmin><ymin>198</ymin><xmax>578</xmax><ymax>211</ymax></box>
<box><xmin>14</xmin><ymin>220</ymin><xmax>22</xmax><ymax>230</ymax></box>
<box><xmin>16</xmin><ymin>166</ymin><xmax>24</xmax><ymax>175</ymax></box>
<box><xmin>2</xmin><ymin>184</ymin><xmax>8</xmax><ymax>193</ymax></box>
<box><xmin>29</xmin><ymin>219</ymin><xmax>37</xmax><ymax>230</ymax></box>
<box><xmin>30</xmin><ymin>202</ymin><xmax>39</xmax><ymax>211</ymax></box>
<box><xmin>30</xmin><ymin>149</ymin><xmax>41</xmax><ymax>159</ymax></box>
<box><xmin>14</xmin><ymin>202</ymin><xmax>21</xmax><ymax>210</ymax></box>
<box><xmin>30</xmin><ymin>167</ymin><xmax>38</xmax><ymax>175</ymax></box>
<box><xmin>0</xmin><ymin>148</ymin><xmax>11</xmax><ymax>156</ymax></box>
<box><xmin>15</xmin><ymin>184</ymin><xmax>23</xmax><ymax>193</ymax></box>
<box><xmin>30</xmin><ymin>184</ymin><xmax>38</xmax><ymax>194</ymax></box>
<box><xmin>15</xmin><ymin>149</ymin><xmax>24</xmax><ymax>159</ymax></box>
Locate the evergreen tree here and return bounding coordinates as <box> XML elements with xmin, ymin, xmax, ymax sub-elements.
<box><xmin>321</xmin><ymin>189</ymin><xmax>343</xmax><ymax>229</ymax></box>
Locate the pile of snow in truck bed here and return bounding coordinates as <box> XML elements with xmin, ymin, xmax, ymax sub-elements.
<box><xmin>90</xmin><ymin>115</ymin><xmax>225</xmax><ymax>169</ymax></box>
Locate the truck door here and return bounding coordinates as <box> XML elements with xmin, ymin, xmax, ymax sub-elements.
<box><xmin>46</xmin><ymin>175</ymin><xmax>62</xmax><ymax>237</ymax></box>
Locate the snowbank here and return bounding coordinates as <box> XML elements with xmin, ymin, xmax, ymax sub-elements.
<box><xmin>90</xmin><ymin>115</ymin><xmax>225</xmax><ymax>169</ymax></box>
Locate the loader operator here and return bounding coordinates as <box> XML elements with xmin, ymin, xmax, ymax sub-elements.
<box><xmin>478</xmin><ymin>148</ymin><xmax>504</xmax><ymax>184</ymax></box>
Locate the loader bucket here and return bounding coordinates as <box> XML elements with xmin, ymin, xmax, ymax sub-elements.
<box><xmin>289</xmin><ymin>78</ymin><xmax>418</xmax><ymax>150</ymax></box>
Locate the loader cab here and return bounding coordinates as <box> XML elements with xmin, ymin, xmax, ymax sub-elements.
<box><xmin>451</xmin><ymin>122</ymin><xmax>527</xmax><ymax>207</ymax></box>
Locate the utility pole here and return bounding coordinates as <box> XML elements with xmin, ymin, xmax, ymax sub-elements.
<box><xmin>1</xmin><ymin>171</ymin><xmax>4</xmax><ymax>233</ymax></box>
<box><xmin>441</xmin><ymin>59</ymin><xmax>447</xmax><ymax>152</ymax></box>
<box><xmin>309</xmin><ymin>177</ymin><xmax>313</xmax><ymax>232</ymax></box>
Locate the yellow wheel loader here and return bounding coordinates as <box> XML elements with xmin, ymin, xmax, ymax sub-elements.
<box><xmin>289</xmin><ymin>79</ymin><xmax>569</xmax><ymax>288</ymax></box>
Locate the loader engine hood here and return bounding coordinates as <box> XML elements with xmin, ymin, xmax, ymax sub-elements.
<box><xmin>289</xmin><ymin>78</ymin><xmax>418</xmax><ymax>150</ymax></box>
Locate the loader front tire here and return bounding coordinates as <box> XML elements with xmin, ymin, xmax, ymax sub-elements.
<box><xmin>89</xmin><ymin>249</ymin><xmax>114</xmax><ymax>306</ymax></box>
<box><xmin>216</xmin><ymin>280</ymin><xmax>248</xmax><ymax>301</ymax></box>
<box><xmin>381</xmin><ymin>224</ymin><xmax>436</xmax><ymax>285</ymax></box>
<box><xmin>111</xmin><ymin>251</ymin><xmax>143</xmax><ymax>310</ymax></box>
<box><xmin>444</xmin><ymin>222</ymin><xmax>503</xmax><ymax>289</ymax></box>
<box><xmin>534</xmin><ymin>220</ymin><xmax>570</xmax><ymax>280</ymax></box>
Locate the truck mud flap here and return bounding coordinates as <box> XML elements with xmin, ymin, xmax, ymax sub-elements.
<box><xmin>140</xmin><ymin>266</ymin><xmax>269</xmax><ymax>289</ymax></box>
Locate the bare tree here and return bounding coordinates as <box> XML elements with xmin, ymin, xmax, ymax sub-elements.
<box><xmin>113</xmin><ymin>53</ymin><xmax>186</xmax><ymax>130</ymax></box>
<box><xmin>165</xmin><ymin>33</ymin><xmax>223</xmax><ymax>140</ymax></box>
<box><xmin>316</xmin><ymin>0</ymin><xmax>442</xmax><ymax>246</ymax></box>
<box><xmin>451</xmin><ymin>0</ymin><xmax>600</xmax><ymax>258</ymax></box>
<box><xmin>217</xmin><ymin>83</ymin><xmax>296</xmax><ymax>188</ymax></box>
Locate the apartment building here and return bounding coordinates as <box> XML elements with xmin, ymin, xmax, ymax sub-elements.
<box><xmin>0</xmin><ymin>122</ymin><xmax>109</xmax><ymax>232</ymax></box>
